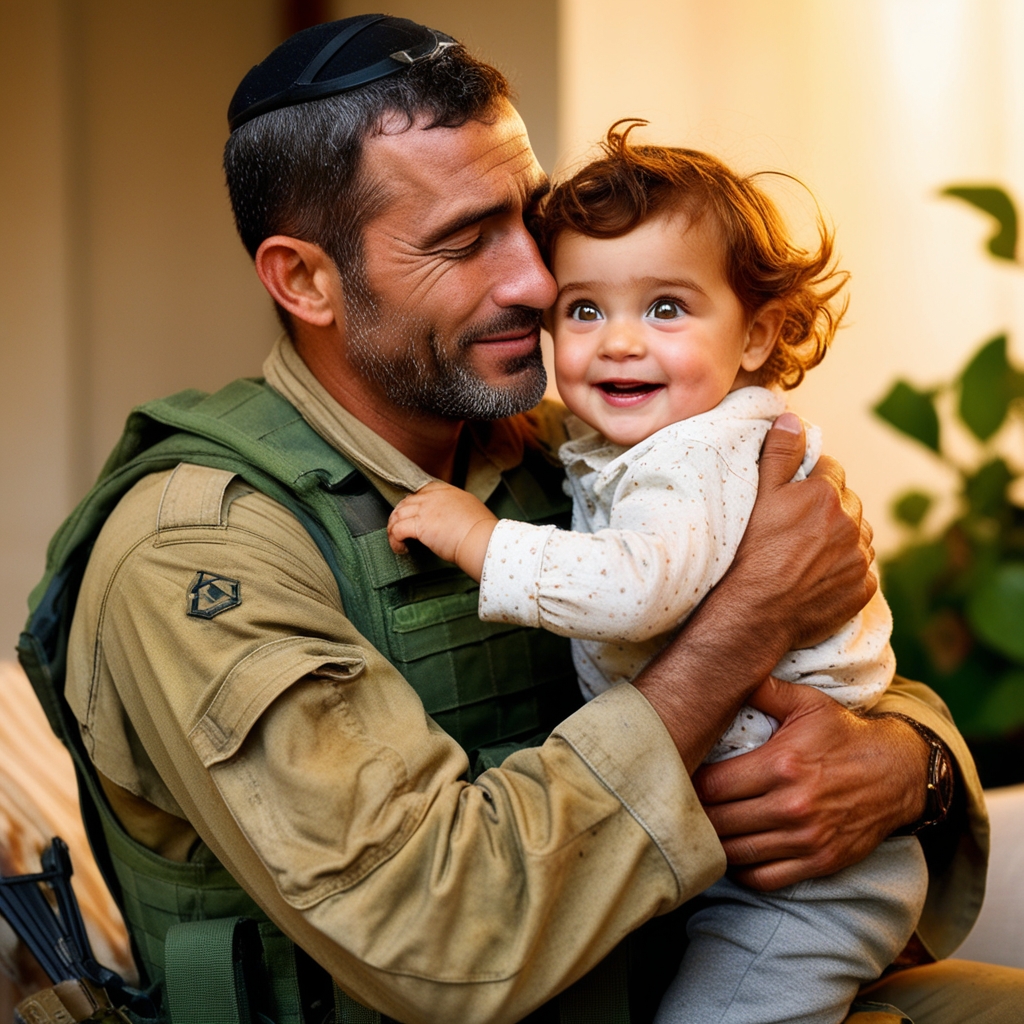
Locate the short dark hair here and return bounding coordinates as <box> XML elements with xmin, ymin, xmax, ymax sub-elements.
<box><xmin>224</xmin><ymin>44</ymin><xmax>510</xmax><ymax>329</ymax></box>
<box><xmin>541</xmin><ymin>121</ymin><xmax>849</xmax><ymax>390</ymax></box>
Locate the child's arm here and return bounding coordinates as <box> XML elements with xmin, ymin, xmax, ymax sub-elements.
<box><xmin>387</xmin><ymin>481</ymin><xmax>499</xmax><ymax>581</ymax></box>
<box><xmin>390</xmin><ymin>443</ymin><xmax>741</xmax><ymax>643</ymax></box>
<box><xmin>480</xmin><ymin>442</ymin><xmax>742</xmax><ymax>642</ymax></box>
<box><xmin>480</xmin><ymin>517</ymin><xmax>714</xmax><ymax>642</ymax></box>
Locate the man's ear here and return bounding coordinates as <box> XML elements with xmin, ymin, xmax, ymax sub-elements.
<box><xmin>255</xmin><ymin>236</ymin><xmax>340</xmax><ymax>328</ymax></box>
<box><xmin>741</xmin><ymin>301</ymin><xmax>786</xmax><ymax>373</ymax></box>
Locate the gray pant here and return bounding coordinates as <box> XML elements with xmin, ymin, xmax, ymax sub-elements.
<box><xmin>655</xmin><ymin>837</ymin><xmax>928</xmax><ymax>1024</ymax></box>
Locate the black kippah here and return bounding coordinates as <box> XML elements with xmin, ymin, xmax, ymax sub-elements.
<box><xmin>228</xmin><ymin>14</ymin><xmax>456</xmax><ymax>132</ymax></box>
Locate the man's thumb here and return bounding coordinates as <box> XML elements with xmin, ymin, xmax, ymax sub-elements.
<box><xmin>745</xmin><ymin>675</ymin><xmax>807</xmax><ymax>721</ymax></box>
<box><xmin>758</xmin><ymin>413</ymin><xmax>806</xmax><ymax>492</ymax></box>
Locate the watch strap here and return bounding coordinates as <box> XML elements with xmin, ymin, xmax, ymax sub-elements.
<box><xmin>877</xmin><ymin>712</ymin><xmax>956</xmax><ymax>836</ymax></box>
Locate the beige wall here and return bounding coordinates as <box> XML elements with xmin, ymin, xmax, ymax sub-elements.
<box><xmin>69</xmin><ymin>0</ymin><xmax>283</xmax><ymax>494</ymax></box>
<box><xmin>0</xmin><ymin>1</ymin><xmax>559</xmax><ymax>652</ymax></box>
<box><xmin>334</xmin><ymin>1</ymin><xmax>559</xmax><ymax>173</ymax></box>
<box><xmin>0</xmin><ymin>1</ymin><xmax>74</xmax><ymax>655</ymax></box>
<box><xmin>559</xmin><ymin>0</ymin><xmax>1024</xmax><ymax>555</ymax></box>
<box><xmin>0</xmin><ymin>0</ymin><xmax>281</xmax><ymax>651</ymax></box>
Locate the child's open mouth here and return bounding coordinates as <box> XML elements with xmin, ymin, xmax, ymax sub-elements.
<box><xmin>596</xmin><ymin>380</ymin><xmax>664</xmax><ymax>405</ymax></box>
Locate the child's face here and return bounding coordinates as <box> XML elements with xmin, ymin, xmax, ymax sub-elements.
<box><xmin>550</xmin><ymin>212</ymin><xmax>776</xmax><ymax>447</ymax></box>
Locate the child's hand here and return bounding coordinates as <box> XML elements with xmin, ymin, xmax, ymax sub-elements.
<box><xmin>387</xmin><ymin>481</ymin><xmax>499</xmax><ymax>582</ymax></box>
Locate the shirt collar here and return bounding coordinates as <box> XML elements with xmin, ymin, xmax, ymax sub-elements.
<box><xmin>262</xmin><ymin>335</ymin><xmax>537</xmax><ymax>505</ymax></box>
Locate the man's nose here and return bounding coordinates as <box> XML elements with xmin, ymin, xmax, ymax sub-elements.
<box><xmin>491</xmin><ymin>226</ymin><xmax>557</xmax><ymax>310</ymax></box>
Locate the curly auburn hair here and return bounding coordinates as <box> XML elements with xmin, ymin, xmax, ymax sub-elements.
<box><xmin>539</xmin><ymin>121</ymin><xmax>849</xmax><ymax>390</ymax></box>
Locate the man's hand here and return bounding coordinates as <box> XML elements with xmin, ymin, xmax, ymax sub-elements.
<box><xmin>387</xmin><ymin>481</ymin><xmax>498</xmax><ymax>581</ymax></box>
<box><xmin>695</xmin><ymin>677</ymin><xmax>931</xmax><ymax>890</ymax></box>
<box><xmin>730</xmin><ymin>412</ymin><xmax>878</xmax><ymax>654</ymax></box>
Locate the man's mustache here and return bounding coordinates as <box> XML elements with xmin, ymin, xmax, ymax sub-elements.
<box><xmin>458</xmin><ymin>307</ymin><xmax>544</xmax><ymax>349</ymax></box>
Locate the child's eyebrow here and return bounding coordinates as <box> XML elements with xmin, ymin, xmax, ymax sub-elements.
<box><xmin>556</xmin><ymin>276</ymin><xmax>708</xmax><ymax>300</ymax></box>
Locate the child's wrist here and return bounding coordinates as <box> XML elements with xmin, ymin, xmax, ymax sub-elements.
<box><xmin>454</xmin><ymin>518</ymin><xmax>497</xmax><ymax>582</ymax></box>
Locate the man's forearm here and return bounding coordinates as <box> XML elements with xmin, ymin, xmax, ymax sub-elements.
<box><xmin>633</xmin><ymin>574</ymin><xmax>790</xmax><ymax>772</ymax></box>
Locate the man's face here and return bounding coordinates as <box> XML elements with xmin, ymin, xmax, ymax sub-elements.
<box><xmin>344</xmin><ymin>100</ymin><xmax>556</xmax><ymax>421</ymax></box>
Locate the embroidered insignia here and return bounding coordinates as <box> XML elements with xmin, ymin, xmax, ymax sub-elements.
<box><xmin>187</xmin><ymin>572</ymin><xmax>241</xmax><ymax>619</ymax></box>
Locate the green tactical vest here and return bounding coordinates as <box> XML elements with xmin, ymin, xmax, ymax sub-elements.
<box><xmin>17</xmin><ymin>379</ymin><xmax>646</xmax><ymax>1024</ymax></box>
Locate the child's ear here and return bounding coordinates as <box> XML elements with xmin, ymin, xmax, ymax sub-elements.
<box><xmin>741</xmin><ymin>301</ymin><xmax>785</xmax><ymax>373</ymax></box>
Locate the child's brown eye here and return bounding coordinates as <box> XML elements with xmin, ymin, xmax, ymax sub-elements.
<box><xmin>570</xmin><ymin>302</ymin><xmax>602</xmax><ymax>322</ymax></box>
<box><xmin>646</xmin><ymin>299</ymin><xmax>684</xmax><ymax>320</ymax></box>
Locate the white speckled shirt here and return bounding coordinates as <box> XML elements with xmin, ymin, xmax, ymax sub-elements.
<box><xmin>479</xmin><ymin>386</ymin><xmax>896</xmax><ymax>761</ymax></box>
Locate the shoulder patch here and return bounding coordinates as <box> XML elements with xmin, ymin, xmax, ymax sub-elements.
<box><xmin>187</xmin><ymin>572</ymin><xmax>241</xmax><ymax>619</ymax></box>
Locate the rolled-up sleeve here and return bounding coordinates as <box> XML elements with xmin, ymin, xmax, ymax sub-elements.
<box><xmin>67</xmin><ymin>469</ymin><xmax>725</xmax><ymax>1024</ymax></box>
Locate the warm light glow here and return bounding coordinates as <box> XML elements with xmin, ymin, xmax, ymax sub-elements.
<box><xmin>558</xmin><ymin>0</ymin><xmax>1024</xmax><ymax>552</ymax></box>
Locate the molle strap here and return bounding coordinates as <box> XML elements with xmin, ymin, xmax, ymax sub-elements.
<box><xmin>164</xmin><ymin>916</ymin><xmax>260</xmax><ymax>1024</ymax></box>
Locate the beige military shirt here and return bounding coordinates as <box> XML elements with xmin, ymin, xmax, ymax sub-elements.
<box><xmin>65</xmin><ymin>337</ymin><xmax>987</xmax><ymax>1024</ymax></box>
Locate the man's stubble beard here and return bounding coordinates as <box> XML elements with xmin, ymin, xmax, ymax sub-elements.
<box><xmin>342</xmin><ymin>267</ymin><xmax>548</xmax><ymax>421</ymax></box>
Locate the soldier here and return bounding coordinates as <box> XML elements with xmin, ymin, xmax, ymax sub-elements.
<box><xmin>20</xmin><ymin>14</ymin><xmax>1023</xmax><ymax>1024</ymax></box>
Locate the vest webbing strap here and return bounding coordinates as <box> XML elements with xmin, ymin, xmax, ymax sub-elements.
<box><xmin>257</xmin><ymin>924</ymin><xmax>303</xmax><ymax>1024</ymax></box>
<box><xmin>164</xmin><ymin>917</ymin><xmax>311</xmax><ymax>1024</ymax></box>
<box><xmin>334</xmin><ymin>988</ymin><xmax>381</xmax><ymax>1023</ymax></box>
<box><xmin>164</xmin><ymin>917</ymin><xmax>254</xmax><ymax>1024</ymax></box>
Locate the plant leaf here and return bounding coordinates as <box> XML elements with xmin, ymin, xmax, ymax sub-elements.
<box><xmin>873</xmin><ymin>381</ymin><xmax>940</xmax><ymax>451</ymax></box>
<box><xmin>942</xmin><ymin>185</ymin><xmax>1018</xmax><ymax>261</ymax></box>
<box><xmin>958</xmin><ymin>334</ymin><xmax>1024</xmax><ymax>440</ymax></box>
<box><xmin>966</xmin><ymin>563</ymin><xmax>1024</xmax><ymax>662</ymax></box>
<box><xmin>974</xmin><ymin>670</ymin><xmax>1024</xmax><ymax>735</ymax></box>
<box><xmin>882</xmin><ymin>540</ymin><xmax>949</xmax><ymax>631</ymax></box>
<box><xmin>964</xmin><ymin>458</ymin><xmax>1013</xmax><ymax>518</ymax></box>
<box><xmin>892</xmin><ymin>490</ymin><xmax>933</xmax><ymax>527</ymax></box>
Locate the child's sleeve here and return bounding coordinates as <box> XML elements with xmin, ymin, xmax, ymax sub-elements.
<box><xmin>478</xmin><ymin>443</ymin><xmax>748</xmax><ymax>643</ymax></box>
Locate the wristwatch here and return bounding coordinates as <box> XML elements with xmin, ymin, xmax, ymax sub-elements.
<box><xmin>881</xmin><ymin>712</ymin><xmax>956</xmax><ymax>836</ymax></box>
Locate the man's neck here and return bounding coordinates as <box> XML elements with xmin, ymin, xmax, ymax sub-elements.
<box><xmin>337</xmin><ymin>391</ymin><xmax>465</xmax><ymax>482</ymax></box>
<box><xmin>295</xmin><ymin>336</ymin><xmax>463</xmax><ymax>482</ymax></box>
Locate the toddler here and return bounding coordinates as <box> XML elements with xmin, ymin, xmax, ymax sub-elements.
<box><xmin>387</xmin><ymin>123</ymin><xmax>927</xmax><ymax>1024</ymax></box>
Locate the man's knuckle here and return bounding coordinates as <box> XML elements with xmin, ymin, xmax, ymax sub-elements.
<box><xmin>810</xmin><ymin>849</ymin><xmax>841</xmax><ymax>877</ymax></box>
<box><xmin>741</xmin><ymin>868</ymin><xmax>769</xmax><ymax>891</ymax></box>
<box><xmin>774</xmin><ymin>751</ymin><xmax>804</xmax><ymax>782</ymax></box>
<box><xmin>786</xmin><ymin>793</ymin><xmax>814</xmax><ymax>822</ymax></box>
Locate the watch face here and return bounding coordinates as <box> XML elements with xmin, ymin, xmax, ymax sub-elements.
<box><xmin>928</xmin><ymin>743</ymin><xmax>954</xmax><ymax>822</ymax></box>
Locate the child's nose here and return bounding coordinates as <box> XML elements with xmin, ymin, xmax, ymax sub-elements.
<box><xmin>599</xmin><ymin>324</ymin><xmax>645</xmax><ymax>359</ymax></box>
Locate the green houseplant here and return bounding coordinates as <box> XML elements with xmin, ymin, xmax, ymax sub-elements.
<box><xmin>875</xmin><ymin>186</ymin><xmax>1024</xmax><ymax>786</ymax></box>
